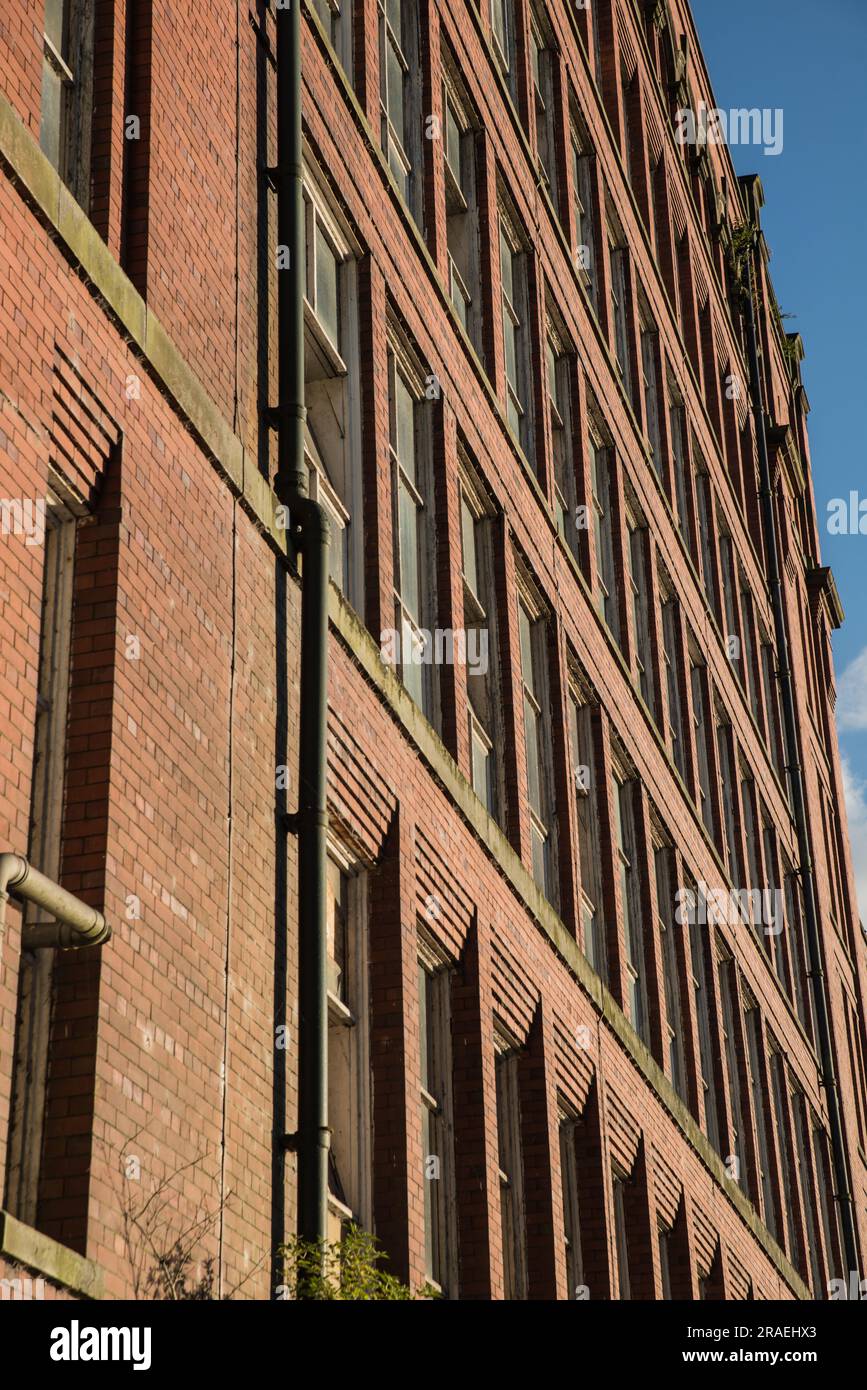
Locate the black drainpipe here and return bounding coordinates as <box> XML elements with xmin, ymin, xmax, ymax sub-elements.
<box><xmin>274</xmin><ymin>0</ymin><xmax>330</xmax><ymax>1261</ymax></box>
<box><xmin>742</xmin><ymin>231</ymin><xmax>860</xmax><ymax>1285</ymax></box>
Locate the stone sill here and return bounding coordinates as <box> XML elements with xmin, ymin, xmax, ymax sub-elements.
<box><xmin>0</xmin><ymin>1210</ymin><xmax>103</xmax><ymax>1299</ymax></box>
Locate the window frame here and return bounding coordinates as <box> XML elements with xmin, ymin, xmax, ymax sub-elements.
<box><xmin>418</xmin><ymin>938</ymin><xmax>458</xmax><ymax>1294</ymax></box>
<box><xmin>518</xmin><ymin>585</ymin><xmax>556</xmax><ymax>902</ymax></box>
<box><xmin>378</xmin><ymin>0</ymin><xmax>421</xmax><ymax>213</ymax></box>
<box><xmin>569</xmin><ymin>689</ymin><xmax>608</xmax><ymax>980</ymax></box>
<box><xmin>495</xmin><ymin>1032</ymin><xmax>528</xmax><ymax>1299</ymax></box>
<box><xmin>589</xmin><ymin>425</ymin><xmax>621</xmax><ymax>643</ymax></box>
<box><xmin>302</xmin><ymin>163</ymin><xmax>363</xmax><ymax>601</ymax></box>
<box><xmin>499</xmin><ymin>207</ymin><xmax>535</xmax><ymax>461</ymax></box>
<box><xmin>388</xmin><ymin>336</ymin><xmax>436</xmax><ymax>718</ymax></box>
<box><xmin>325</xmin><ymin>842</ymin><xmax>373</xmax><ymax>1241</ymax></box>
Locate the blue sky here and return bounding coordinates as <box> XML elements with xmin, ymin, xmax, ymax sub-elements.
<box><xmin>691</xmin><ymin>0</ymin><xmax>867</xmax><ymax>915</ymax></box>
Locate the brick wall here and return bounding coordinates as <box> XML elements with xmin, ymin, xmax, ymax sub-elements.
<box><xmin>0</xmin><ymin>0</ymin><xmax>865</xmax><ymax>1301</ymax></box>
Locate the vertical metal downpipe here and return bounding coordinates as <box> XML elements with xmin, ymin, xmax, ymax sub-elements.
<box><xmin>743</xmin><ymin>239</ymin><xmax>860</xmax><ymax>1286</ymax></box>
<box><xmin>275</xmin><ymin>0</ymin><xmax>331</xmax><ymax>1264</ymax></box>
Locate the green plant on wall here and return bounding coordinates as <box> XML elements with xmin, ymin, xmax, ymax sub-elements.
<box><xmin>279</xmin><ymin>1225</ymin><xmax>439</xmax><ymax>1301</ymax></box>
<box><xmin>728</xmin><ymin>220</ymin><xmax>758</xmax><ymax>300</ymax></box>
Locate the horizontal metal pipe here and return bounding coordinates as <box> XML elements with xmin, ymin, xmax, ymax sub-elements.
<box><xmin>0</xmin><ymin>853</ymin><xmax>111</xmax><ymax>949</ymax></box>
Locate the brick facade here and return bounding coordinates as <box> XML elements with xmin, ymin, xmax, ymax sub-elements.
<box><xmin>0</xmin><ymin>0</ymin><xmax>865</xmax><ymax>1301</ymax></box>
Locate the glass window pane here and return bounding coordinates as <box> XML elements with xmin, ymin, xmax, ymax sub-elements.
<box><xmin>499</xmin><ymin>227</ymin><xmax>514</xmax><ymax>301</ymax></box>
<box><xmin>386</xmin><ymin>39</ymin><xmax>405</xmax><ymax>139</ymax></box>
<box><xmin>328</xmin><ymin>518</ymin><xmax>346</xmax><ymax>592</ymax></box>
<box><xmin>491</xmin><ymin>0</ymin><xmax>507</xmax><ymax>57</ymax></box>
<box><xmin>40</xmin><ymin>66</ymin><xmax>63</xmax><ymax>169</ymax></box>
<box><xmin>313</xmin><ymin>0</ymin><xmax>332</xmax><ymax>32</ymax></box>
<box><xmin>503</xmin><ymin>308</ymin><xmax>518</xmax><ymax>392</ymax></box>
<box><xmin>418</xmin><ymin>963</ymin><xmax>430</xmax><ymax>1090</ymax></box>
<box><xmin>450</xmin><ymin>262</ymin><xmax>469</xmax><ymax>328</ymax></box>
<box><xmin>315</xmin><ymin>223</ymin><xmax>340</xmax><ymax>348</ymax></box>
<box><xmin>388</xmin><ymin>136</ymin><xmax>409</xmax><ymax>198</ymax></box>
<box><xmin>395</xmin><ymin>371</ymin><xmax>416</xmax><ymax>479</ymax></box>
<box><xmin>398</xmin><ymin>481</ymin><xmax>420</xmax><ymax>618</ymax></box>
<box><xmin>421</xmin><ymin>1102</ymin><xmax>434</xmax><ymax>1272</ymax></box>
<box><xmin>461</xmin><ymin>496</ymin><xmax>478</xmax><ymax>594</ymax></box>
<box><xmin>445</xmin><ymin>100</ymin><xmax>461</xmax><ymax>182</ymax></box>
<box><xmin>472</xmin><ymin>728</ymin><xmax>491</xmax><ymax>810</ymax></box>
<box><xmin>531</xmin><ymin>821</ymin><xmax>547</xmax><ymax>891</ymax></box>
<box><xmin>524</xmin><ymin>697</ymin><xmax>542</xmax><ymax>814</ymax></box>
<box><xmin>518</xmin><ymin>605</ymin><xmax>534</xmax><ymax>686</ymax></box>
<box><xmin>45</xmin><ymin>0</ymin><xmax>66</xmax><ymax>49</ymax></box>
<box><xmin>401</xmin><ymin>612</ymin><xmax>424</xmax><ymax>705</ymax></box>
<box><xmin>546</xmin><ymin>340</ymin><xmax>558</xmax><ymax>403</ymax></box>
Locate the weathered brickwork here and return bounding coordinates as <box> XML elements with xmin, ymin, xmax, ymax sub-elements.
<box><xmin>0</xmin><ymin>0</ymin><xmax>865</xmax><ymax>1302</ymax></box>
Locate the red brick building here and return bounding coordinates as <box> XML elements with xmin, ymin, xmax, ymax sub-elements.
<box><xmin>0</xmin><ymin>0</ymin><xmax>865</xmax><ymax>1301</ymax></box>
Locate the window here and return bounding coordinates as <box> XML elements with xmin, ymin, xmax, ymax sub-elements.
<box><xmin>559</xmin><ymin>1111</ymin><xmax>585</xmax><ymax>1298</ymax></box>
<box><xmin>719</xmin><ymin>533</ymin><xmax>741</xmax><ymax>681</ymax></box>
<box><xmin>815</xmin><ymin>1126</ymin><xmax>843</xmax><ymax>1282</ymax></box>
<box><xmin>741</xmin><ymin>775</ymin><xmax>762</xmax><ymax>908</ymax></box>
<box><xmin>614</xmin><ymin>773</ymin><xmax>648</xmax><ymax>1043</ymax></box>
<box><xmin>500</xmin><ymin>214</ymin><xmax>534</xmax><ymax>461</ymax></box>
<box><xmin>699</xmin><ymin>301</ymin><xmax>721</xmax><ymax>439</ymax></box>
<box><xmin>519</xmin><ymin>596</ymin><xmax>555</xmax><ymax>900</ymax></box>
<box><xmin>379</xmin><ymin>0</ymin><xmax>421</xmax><ymax>213</ymax></box>
<box><xmin>655</xmin><ymin>844</ymin><xmax>687</xmax><ymax>1099</ymax></box>
<box><xmin>652</xmin><ymin>155</ymin><xmax>669</xmax><ymax>271</ymax></box>
<box><xmin>821</xmin><ymin>793</ymin><xmax>853</xmax><ymax>948</ymax></box>
<box><xmin>718</xmin><ymin>951</ymin><xmax>747</xmax><ymax>1189</ymax></box>
<box><xmin>326</xmin><ymin>852</ymin><xmax>371</xmax><ymax>1243</ymax></box>
<box><xmin>760</xmin><ymin>641</ymin><xmax>786</xmax><ymax>781</ymax></box>
<box><xmin>770</xmin><ymin>1049</ymin><xmax>799</xmax><ymax>1264</ymax></box>
<box><xmin>547</xmin><ymin>333</ymin><xmax>578</xmax><ymax>550</ymax></box>
<box><xmin>571</xmin><ymin>122</ymin><xmax>597</xmax><ymax>306</ymax></box>
<box><xmin>570</xmin><ymin>695</ymin><xmax>607</xmax><ymax>979</ymax></box>
<box><xmin>531</xmin><ymin>15</ymin><xmax>559</xmax><ymax>213</ymax></box>
<box><xmin>640</xmin><ymin>321</ymin><xmax>662</xmax><ymax>468</ymax></box>
<box><xmin>745</xmin><ymin>1004</ymin><xmax>777</xmax><ymax>1238</ymax></box>
<box><xmin>460</xmin><ymin>475</ymin><xmax>500</xmax><ymax>818</ymax></box>
<box><xmin>490</xmin><ymin>0</ymin><xmax>518</xmax><ymax>101</ymax></box>
<box><xmin>658</xmin><ymin>1227</ymin><xmax>672</xmax><ymax>1300</ymax></box>
<box><xmin>311</xmin><ymin>0</ymin><xmax>352</xmax><ymax>75</ymax></box>
<box><xmin>418</xmin><ymin>953</ymin><xmax>456</xmax><ymax>1292</ymax></box>
<box><xmin>609</xmin><ymin>241</ymin><xmax>632</xmax><ymax>398</ymax></box>
<box><xmin>496</xmin><ymin>1041</ymin><xmax>528</xmax><ymax>1298</ymax></box>
<box><xmin>843</xmin><ymin>993</ymin><xmax>867</xmax><ymax>1154</ymax></box>
<box><xmin>303</xmin><ymin>176</ymin><xmax>361</xmax><ymax>597</ymax></box>
<box><xmin>590</xmin><ymin>434</ymin><xmax>620</xmax><ymax>642</ymax></box>
<box><xmin>784</xmin><ymin>861</ymin><xmax>814</xmax><ymax>1040</ymax></box>
<box><xmin>677</xmin><ymin>234</ymin><xmax>699</xmax><ymax>375</ymax></box>
<box><xmin>620</xmin><ymin>68</ymin><xmax>637</xmax><ymax>189</ymax></box>
<box><xmin>690</xmin><ymin>911</ymin><xmax>722</xmax><ymax>1152</ymax></box>
<box><xmin>628</xmin><ymin>521</ymin><xmax>656</xmax><ymax>718</ymax></box>
<box><xmin>6</xmin><ymin>490</ymin><xmax>78</xmax><ymax>1223</ymax></box>
<box><xmin>793</xmin><ymin>1093</ymin><xmax>823</xmax><ymax>1296</ymax></box>
<box><xmin>695</xmin><ymin>464</ymin><xmax>718</xmax><ymax>614</ymax></box>
<box><xmin>40</xmin><ymin>0</ymin><xmax>95</xmax><ymax>206</ymax></box>
<box><xmin>669</xmin><ymin>398</ymin><xmax>691</xmax><ymax>547</ymax></box>
<box><xmin>762</xmin><ymin>817</ymin><xmax>787</xmax><ymax>979</ymax></box>
<box><xmin>389</xmin><ymin>345</ymin><xmax>434</xmax><ymax>715</ymax></box>
<box><xmin>612</xmin><ymin>1172</ymin><xmax>631</xmax><ymax>1300</ymax></box>
<box><xmin>661</xmin><ymin>593</ymin><xmax>687</xmax><ymax>781</ymax></box>
<box><xmin>691</xmin><ymin>662</ymin><xmax>714</xmax><ymax>836</ymax></box>
<box><xmin>443</xmin><ymin>68</ymin><xmax>482</xmax><ymax>352</ymax></box>
<box><xmin>740</xmin><ymin>586</ymin><xmax>762</xmax><ymax>725</ymax></box>
<box><xmin>648</xmin><ymin>155</ymin><xmax>662</xmax><ymax>261</ymax></box>
<box><xmin>587</xmin><ymin>0</ymin><xmax>604</xmax><ymax>88</ymax></box>
<box><xmin>716</xmin><ymin>721</ymin><xmax>741</xmax><ymax>884</ymax></box>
